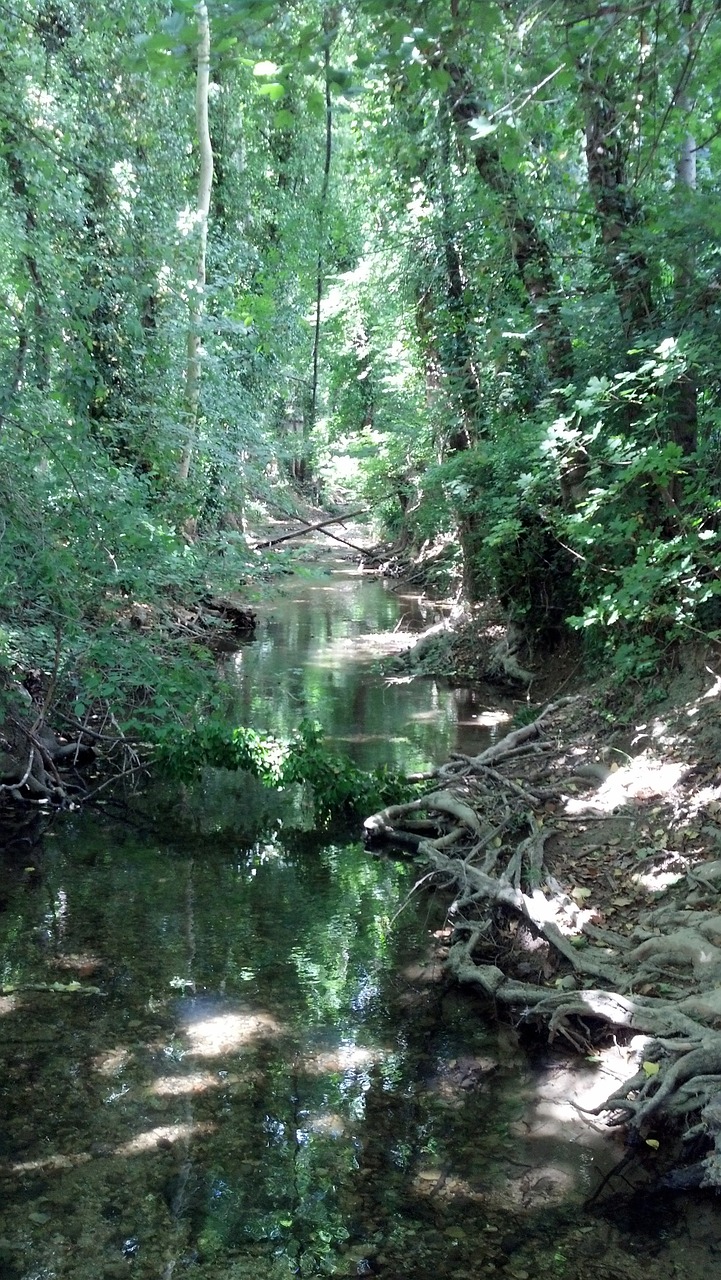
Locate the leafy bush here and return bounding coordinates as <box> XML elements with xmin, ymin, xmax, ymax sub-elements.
<box><xmin>154</xmin><ymin>717</ymin><xmax>422</xmax><ymax>825</ymax></box>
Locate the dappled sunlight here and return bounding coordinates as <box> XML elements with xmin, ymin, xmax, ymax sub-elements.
<box><xmin>516</xmin><ymin>1039</ymin><xmax>649</xmax><ymax>1152</ymax></box>
<box><xmin>300</xmin><ymin>1110</ymin><xmax>346</xmax><ymax>1139</ymax></box>
<box><xmin>632</xmin><ymin>855</ymin><xmax>688</xmax><ymax>894</ymax></box>
<box><xmin>415</xmin><ymin>1161</ymin><xmax>577</xmax><ymax>1210</ymax></box>
<box><xmin>473</xmin><ymin>711</ymin><xmax>512</xmax><ymax>732</ymax></box>
<box><xmin>181</xmin><ymin>1008</ymin><xmax>282</xmax><ymax>1057</ymax></box>
<box><xmin>6</xmin><ymin>1151</ymin><xmax>92</xmax><ymax>1176</ymax></box>
<box><xmin>458</xmin><ymin>709</ymin><xmax>512</xmax><ymax>729</ymax></box>
<box><xmin>299</xmin><ymin>1042</ymin><xmax>385</xmax><ymax>1075</ymax></box>
<box><xmin>685</xmin><ymin>667</ymin><xmax>721</xmax><ymax>716</ymax></box>
<box><xmin>524</xmin><ymin>886</ymin><xmax>594</xmax><ymax>935</ymax></box>
<box><xmin>413</xmin><ymin>1166</ymin><xmax>486</xmax><ymax>1202</ymax></box>
<box><xmin>564</xmin><ymin>752</ymin><xmax>686</xmax><ymax>814</ymax></box>
<box><xmin>685</xmin><ymin>780</ymin><xmax>721</xmax><ymax>822</ymax></box>
<box><xmin>149</xmin><ymin>1071</ymin><xmax>239</xmax><ymax>1097</ymax></box>
<box><xmin>115</xmin><ymin>1121</ymin><xmax>216</xmax><ymax>1156</ymax></box>
<box><xmin>0</xmin><ymin>994</ymin><xmax>19</xmax><ymax>1015</ymax></box>
<box><xmin>307</xmin><ymin>630</ymin><xmax>421</xmax><ymax>666</ymax></box>
<box><xmin>408</xmin><ymin>708</ymin><xmax>446</xmax><ymax>723</ymax></box>
<box><xmin>332</xmin><ymin>732</ymin><xmax>410</xmax><ymax>746</ymax></box>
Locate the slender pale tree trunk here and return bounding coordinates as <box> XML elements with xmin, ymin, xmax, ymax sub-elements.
<box><xmin>309</xmin><ymin>12</ymin><xmax>335</xmax><ymax>432</ymax></box>
<box><xmin>179</xmin><ymin>0</ymin><xmax>213</xmax><ymax>482</ymax></box>
<box><xmin>670</xmin><ymin>0</ymin><xmax>699</xmax><ymax>476</ymax></box>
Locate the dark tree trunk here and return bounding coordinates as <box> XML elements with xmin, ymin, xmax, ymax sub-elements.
<box><xmin>581</xmin><ymin>70</ymin><xmax>654</xmax><ymax>339</ymax></box>
<box><xmin>444</xmin><ymin>63</ymin><xmax>574</xmax><ymax>385</ymax></box>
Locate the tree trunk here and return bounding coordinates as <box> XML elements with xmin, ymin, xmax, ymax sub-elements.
<box><xmin>309</xmin><ymin>10</ymin><xmax>335</xmax><ymax>436</ymax></box>
<box><xmin>1</xmin><ymin>132</ymin><xmax>49</xmax><ymax>399</ymax></box>
<box><xmin>669</xmin><ymin>0</ymin><xmax>699</xmax><ymax>469</ymax></box>
<box><xmin>179</xmin><ymin>0</ymin><xmax>214</xmax><ymax>483</ymax></box>
<box><xmin>444</xmin><ymin>64</ymin><xmax>573</xmax><ymax>385</ymax></box>
<box><xmin>581</xmin><ymin>67</ymin><xmax>653</xmax><ymax>340</ymax></box>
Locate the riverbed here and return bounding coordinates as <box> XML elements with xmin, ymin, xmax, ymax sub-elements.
<box><xmin>0</xmin><ymin>560</ymin><xmax>719</xmax><ymax>1279</ymax></box>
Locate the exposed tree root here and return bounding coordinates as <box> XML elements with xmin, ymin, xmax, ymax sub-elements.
<box><xmin>0</xmin><ymin>683</ymin><xmax>144</xmax><ymax>808</ymax></box>
<box><xmin>364</xmin><ymin>696</ymin><xmax>721</xmax><ymax>1190</ymax></box>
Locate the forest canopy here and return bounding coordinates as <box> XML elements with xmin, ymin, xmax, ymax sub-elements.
<box><xmin>1</xmin><ymin>0</ymin><xmax>720</xmax><ymax>752</ymax></box>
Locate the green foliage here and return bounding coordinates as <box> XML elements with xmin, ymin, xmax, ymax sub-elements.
<box><xmin>546</xmin><ymin>356</ymin><xmax>721</xmax><ymax>676</ymax></box>
<box><xmin>1</xmin><ymin>0</ymin><xmax>721</xmax><ymax>725</ymax></box>
<box><xmin>155</xmin><ymin>717</ymin><xmax>422</xmax><ymax>825</ymax></box>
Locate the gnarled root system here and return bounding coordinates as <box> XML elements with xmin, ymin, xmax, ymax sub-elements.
<box><xmin>364</xmin><ymin>697</ymin><xmax>721</xmax><ymax>1190</ymax></box>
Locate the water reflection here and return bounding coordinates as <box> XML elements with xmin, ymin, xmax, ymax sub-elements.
<box><xmin>0</xmin><ymin>820</ymin><xmax>652</xmax><ymax>1280</ymax></box>
<box><xmin>227</xmin><ymin>566</ymin><xmax>510</xmax><ymax>772</ymax></box>
<box><xmin>0</xmin><ymin>569</ymin><xmax>718</xmax><ymax>1279</ymax></box>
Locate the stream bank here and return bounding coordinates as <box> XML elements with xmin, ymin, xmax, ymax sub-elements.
<box><xmin>1</xmin><ymin>553</ymin><xmax>720</xmax><ymax>1279</ymax></box>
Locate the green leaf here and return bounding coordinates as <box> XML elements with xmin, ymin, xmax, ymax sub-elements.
<box><xmin>257</xmin><ymin>83</ymin><xmax>286</xmax><ymax>100</ymax></box>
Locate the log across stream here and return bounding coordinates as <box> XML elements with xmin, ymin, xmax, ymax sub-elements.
<box><xmin>0</xmin><ymin>559</ymin><xmax>720</xmax><ymax>1279</ymax></box>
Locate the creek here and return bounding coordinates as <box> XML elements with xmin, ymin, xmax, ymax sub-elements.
<box><xmin>0</xmin><ymin>558</ymin><xmax>719</xmax><ymax>1280</ymax></box>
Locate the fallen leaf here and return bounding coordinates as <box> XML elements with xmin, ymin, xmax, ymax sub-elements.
<box><xmin>645</xmin><ymin>1138</ymin><xmax>660</xmax><ymax>1150</ymax></box>
<box><xmin>642</xmin><ymin>1061</ymin><xmax>660</xmax><ymax>1076</ymax></box>
<box><xmin>571</xmin><ymin>886</ymin><xmax>592</xmax><ymax>902</ymax></box>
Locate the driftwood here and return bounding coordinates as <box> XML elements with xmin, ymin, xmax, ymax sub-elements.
<box><xmin>252</xmin><ymin>509</ymin><xmax>368</xmax><ymax>550</ymax></box>
<box><xmin>364</xmin><ymin>696</ymin><xmax>721</xmax><ymax>1191</ymax></box>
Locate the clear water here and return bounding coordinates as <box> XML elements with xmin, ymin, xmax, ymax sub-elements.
<box><xmin>0</xmin><ymin>565</ymin><xmax>718</xmax><ymax>1280</ymax></box>
<box><xmin>224</xmin><ymin>564</ymin><xmax>511</xmax><ymax>773</ymax></box>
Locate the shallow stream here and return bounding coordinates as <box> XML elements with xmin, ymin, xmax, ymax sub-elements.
<box><xmin>1</xmin><ymin>560</ymin><xmax>720</xmax><ymax>1279</ymax></box>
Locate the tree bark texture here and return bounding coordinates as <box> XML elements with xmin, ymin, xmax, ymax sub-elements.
<box><xmin>309</xmin><ymin>15</ymin><xmax>334</xmax><ymax>429</ymax></box>
<box><xmin>444</xmin><ymin>63</ymin><xmax>574</xmax><ymax>385</ymax></box>
<box><xmin>581</xmin><ymin>68</ymin><xmax>654</xmax><ymax>341</ymax></box>
<box><xmin>179</xmin><ymin>1</ymin><xmax>214</xmax><ymax>482</ymax></box>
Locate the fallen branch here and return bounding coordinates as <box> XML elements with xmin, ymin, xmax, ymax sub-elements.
<box><xmin>252</xmin><ymin>509</ymin><xmax>369</xmax><ymax>549</ymax></box>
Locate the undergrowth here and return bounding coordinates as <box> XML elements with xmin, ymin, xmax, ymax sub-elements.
<box><xmin>154</xmin><ymin>717</ymin><xmax>422</xmax><ymax>826</ymax></box>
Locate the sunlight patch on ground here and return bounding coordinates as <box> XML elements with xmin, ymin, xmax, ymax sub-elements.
<box><xmin>115</xmin><ymin>1122</ymin><xmax>216</xmax><ymax>1156</ymax></box>
<box><xmin>686</xmin><ymin>782</ymin><xmax>721</xmax><ymax>821</ymax></box>
<box><xmin>183</xmin><ymin>1010</ymin><xmax>281</xmax><ymax>1057</ymax></box>
<box><xmin>632</xmin><ymin>856</ymin><xmax>688</xmax><ymax>893</ymax></box>
<box><xmin>299</xmin><ymin>1043</ymin><xmax>385</xmax><ymax>1075</ymax></box>
<box><xmin>564</xmin><ymin>752</ymin><xmax>686</xmax><ymax>814</ymax></box>
<box><xmin>523</xmin><ymin>887</ymin><xmax>595</xmax><ymax>936</ymax></box>
<box><xmin>6</xmin><ymin>1151</ymin><xmax>92</xmax><ymax>1175</ymax></box>
<box><xmin>0</xmin><ymin>994</ymin><xmax>18</xmax><ymax>1016</ymax></box>
<box><xmin>499</xmin><ymin>1037</ymin><xmax>652</xmax><ymax>1202</ymax></box>
<box><xmin>688</xmin><ymin>668</ymin><xmax>721</xmax><ymax>712</ymax></box>
<box><xmin>150</xmin><ymin>1071</ymin><xmax>237</xmax><ymax>1097</ymax></box>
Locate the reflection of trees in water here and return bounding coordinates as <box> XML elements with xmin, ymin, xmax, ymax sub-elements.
<box><xmin>229</xmin><ymin>572</ymin><xmax>495</xmax><ymax>775</ymax></box>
